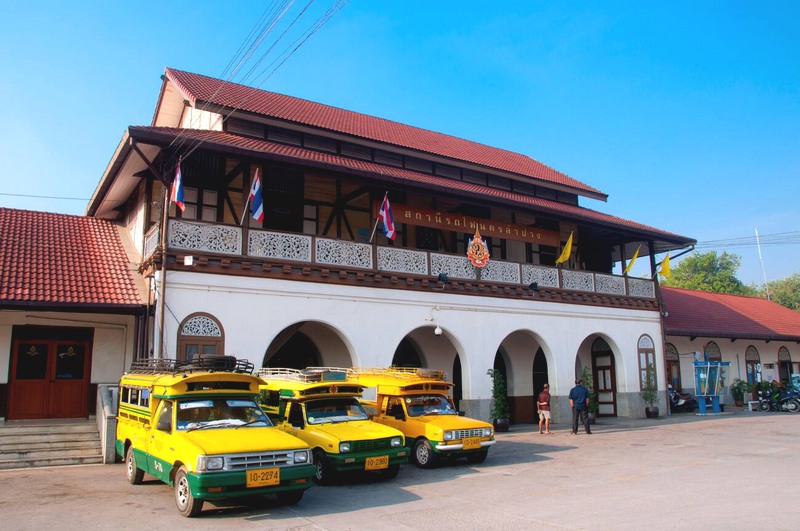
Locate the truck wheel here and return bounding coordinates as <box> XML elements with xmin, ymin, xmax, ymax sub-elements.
<box><xmin>174</xmin><ymin>466</ymin><xmax>204</xmax><ymax>517</ymax></box>
<box><xmin>276</xmin><ymin>489</ymin><xmax>304</xmax><ymax>505</ymax></box>
<box><xmin>125</xmin><ymin>446</ymin><xmax>144</xmax><ymax>485</ymax></box>
<box><xmin>313</xmin><ymin>449</ymin><xmax>335</xmax><ymax>485</ymax></box>
<box><xmin>413</xmin><ymin>439</ymin><xmax>437</xmax><ymax>469</ymax></box>
<box><xmin>465</xmin><ymin>449</ymin><xmax>488</xmax><ymax>464</ymax></box>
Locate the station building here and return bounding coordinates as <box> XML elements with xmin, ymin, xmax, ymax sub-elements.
<box><xmin>3</xmin><ymin>67</ymin><xmax>705</xmax><ymax>423</ymax></box>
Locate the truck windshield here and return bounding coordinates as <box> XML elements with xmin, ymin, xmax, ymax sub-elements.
<box><xmin>176</xmin><ymin>398</ymin><xmax>272</xmax><ymax>431</ymax></box>
<box><xmin>306</xmin><ymin>397</ymin><xmax>369</xmax><ymax>424</ymax></box>
<box><xmin>406</xmin><ymin>394</ymin><xmax>457</xmax><ymax>417</ymax></box>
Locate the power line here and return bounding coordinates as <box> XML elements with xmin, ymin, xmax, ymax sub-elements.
<box><xmin>0</xmin><ymin>192</ymin><xmax>89</xmax><ymax>201</ymax></box>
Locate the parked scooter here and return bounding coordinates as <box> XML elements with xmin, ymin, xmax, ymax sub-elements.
<box><xmin>668</xmin><ymin>385</ymin><xmax>697</xmax><ymax>413</ymax></box>
<box><xmin>758</xmin><ymin>382</ymin><xmax>800</xmax><ymax>413</ymax></box>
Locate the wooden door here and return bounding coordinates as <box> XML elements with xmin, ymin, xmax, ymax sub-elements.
<box><xmin>592</xmin><ymin>351</ymin><xmax>617</xmax><ymax>417</ymax></box>
<box><xmin>8</xmin><ymin>339</ymin><xmax>91</xmax><ymax>419</ymax></box>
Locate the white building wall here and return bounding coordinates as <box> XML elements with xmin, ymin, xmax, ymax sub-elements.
<box><xmin>0</xmin><ymin>310</ymin><xmax>136</xmax><ymax>385</ymax></box>
<box><xmin>159</xmin><ymin>271</ymin><xmax>665</xmax><ymax>420</ymax></box>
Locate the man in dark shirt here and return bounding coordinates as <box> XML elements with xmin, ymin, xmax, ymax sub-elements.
<box><xmin>537</xmin><ymin>383</ymin><xmax>551</xmax><ymax>434</ymax></box>
<box><xmin>568</xmin><ymin>379</ymin><xmax>592</xmax><ymax>435</ymax></box>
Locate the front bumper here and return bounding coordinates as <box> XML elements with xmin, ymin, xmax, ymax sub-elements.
<box><xmin>327</xmin><ymin>447</ymin><xmax>409</xmax><ymax>472</ymax></box>
<box><xmin>434</xmin><ymin>439</ymin><xmax>496</xmax><ymax>452</ymax></box>
<box><xmin>187</xmin><ymin>464</ymin><xmax>316</xmax><ymax>500</ymax></box>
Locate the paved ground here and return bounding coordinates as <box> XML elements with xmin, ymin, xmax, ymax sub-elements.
<box><xmin>1</xmin><ymin>411</ymin><xmax>799</xmax><ymax>530</ymax></box>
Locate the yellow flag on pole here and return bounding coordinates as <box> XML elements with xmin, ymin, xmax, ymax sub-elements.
<box><xmin>555</xmin><ymin>231</ymin><xmax>573</xmax><ymax>265</ymax></box>
<box><xmin>623</xmin><ymin>244</ymin><xmax>641</xmax><ymax>275</ymax></box>
<box><xmin>658</xmin><ymin>252</ymin><xmax>671</xmax><ymax>279</ymax></box>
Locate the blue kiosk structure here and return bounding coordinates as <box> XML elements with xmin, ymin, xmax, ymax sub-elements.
<box><xmin>694</xmin><ymin>357</ymin><xmax>731</xmax><ymax>414</ymax></box>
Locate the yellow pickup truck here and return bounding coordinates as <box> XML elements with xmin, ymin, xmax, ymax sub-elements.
<box><xmin>116</xmin><ymin>356</ymin><xmax>315</xmax><ymax>517</ymax></box>
<box><xmin>351</xmin><ymin>367</ymin><xmax>495</xmax><ymax>468</ymax></box>
<box><xmin>257</xmin><ymin>367</ymin><xmax>407</xmax><ymax>484</ymax></box>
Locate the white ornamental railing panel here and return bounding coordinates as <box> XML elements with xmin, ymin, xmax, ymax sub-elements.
<box><xmin>248</xmin><ymin>230</ymin><xmax>312</xmax><ymax>262</ymax></box>
<box><xmin>377</xmin><ymin>247</ymin><xmax>428</xmax><ymax>275</ymax></box>
<box><xmin>521</xmin><ymin>265</ymin><xmax>559</xmax><ymax>288</ymax></box>
<box><xmin>168</xmin><ymin>220</ymin><xmax>241</xmax><ymax>255</ymax></box>
<box><xmin>627</xmin><ymin>278</ymin><xmax>655</xmax><ymax>298</ymax></box>
<box><xmin>562</xmin><ymin>270</ymin><xmax>595</xmax><ymax>292</ymax></box>
<box><xmin>315</xmin><ymin>238</ymin><xmax>373</xmax><ymax>269</ymax></box>
<box><xmin>595</xmin><ymin>274</ymin><xmax>626</xmax><ymax>295</ymax></box>
<box><xmin>480</xmin><ymin>260</ymin><xmax>520</xmax><ymax>284</ymax></box>
<box><xmin>430</xmin><ymin>253</ymin><xmax>476</xmax><ymax>280</ymax></box>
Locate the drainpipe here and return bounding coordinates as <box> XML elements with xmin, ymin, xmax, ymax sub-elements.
<box><xmin>156</xmin><ymin>186</ymin><xmax>169</xmax><ymax>359</ymax></box>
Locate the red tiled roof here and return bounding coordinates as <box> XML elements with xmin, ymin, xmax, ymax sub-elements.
<box><xmin>129</xmin><ymin>126</ymin><xmax>693</xmax><ymax>245</ymax></box>
<box><xmin>164</xmin><ymin>68</ymin><xmax>607</xmax><ymax>200</ymax></box>
<box><xmin>0</xmin><ymin>208</ymin><xmax>143</xmax><ymax>308</ymax></box>
<box><xmin>662</xmin><ymin>287</ymin><xmax>800</xmax><ymax>342</ymax></box>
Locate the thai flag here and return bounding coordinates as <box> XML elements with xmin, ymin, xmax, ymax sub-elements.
<box><xmin>170</xmin><ymin>160</ymin><xmax>185</xmax><ymax>212</ymax></box>
<box><xmin>378</xmin><ymin>194</ymin><xmax>396</xmax><ymax>240</ymax></box>
<box><xmin>249</xmin><ymin>168</ymin><xmax>264</xmax><ymax>223</ymax></box>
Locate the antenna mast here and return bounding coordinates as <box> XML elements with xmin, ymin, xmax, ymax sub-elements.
<box><xmin>755</xmin><ymin>228</ymin><xmax>771</xmax><ymax>300</ymax></box>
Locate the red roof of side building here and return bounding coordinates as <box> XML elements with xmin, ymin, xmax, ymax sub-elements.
<box><xmin>662</xmin><ymin>287</ymin><xmax>800</xmax><ymax>342</ymax></box>
<box><xmin>0</xmin><ymin>208</ymin><xmax>143</xmax><ymax>308</ymax></box>
<box><xmin>163</xmin><ymin>68</ymin><xmax>607</xmax><ymax>201</ymax></box>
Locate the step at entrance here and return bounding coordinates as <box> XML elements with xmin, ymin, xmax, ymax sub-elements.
<box><xmin>0</xmin><ymin>420</ymin><xmax>103</xmax><ymax>469</ymax></box>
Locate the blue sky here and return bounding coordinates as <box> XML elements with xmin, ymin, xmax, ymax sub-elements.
<box><xmin>1</xmin><ymin>1</ymin><xmax>798</xmax><ymax>286</ymax></box>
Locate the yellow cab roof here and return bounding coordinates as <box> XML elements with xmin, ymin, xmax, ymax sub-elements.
<box><xmin>256</xmin><ymin>367</ymin><xmax>365</xmax><ymax>399</ymax></box>
<box><xmin>349</xmin><ymin>367</ymin><xmax>454</xmax><ymax>395</ymax></box>
<box><xmin>120</xmin><ymin>357</ymin><xmax>260</xmax><ymax>397</ymax></box>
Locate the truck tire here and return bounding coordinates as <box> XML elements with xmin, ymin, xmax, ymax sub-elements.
<box><xmin>174</xmin><ymin>466</ymin><xmax>204</xmax><ymax>517</ymax></box>
<box><xmin>126</xmin><ymin>446</ymin><xmax>144</xmax><ymax>485</ymax></box>
<box><xmin>413</xmin><ymin>439</ymin><xmax>437</xmax><ymax>468</ymax></box>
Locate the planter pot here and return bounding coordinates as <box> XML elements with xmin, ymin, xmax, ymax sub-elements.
<box><xmin>645</xmin><ymin>406</ymin><xmax>660</xmax><ymax>418</ymax></box>
<box><xmin>493</xmin><ymin>418</ymin><xmax>510</xmax><ymax>432</ymax></box>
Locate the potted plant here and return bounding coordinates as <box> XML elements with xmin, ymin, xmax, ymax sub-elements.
<box><xmin>487</xmin><ymin>369</ymin><xmax>511</xmax><ymax>432</ymax></box>
<box><xmin>729</xmin><ymin>378</ymin><xmax>749</xmax><ymax>407</ymax></box>
<box><xmin>580</xmin><ymin>365</ymin><xmax>599</xmax><ymax>423</ymax></box>
<box><xmin>642</xmin><ymin>364</ymin><xmax>659</xmax><ymax>418</ymax></box>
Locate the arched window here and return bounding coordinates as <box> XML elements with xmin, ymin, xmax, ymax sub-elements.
<box><xmin>177</xmin><ymin>313</ymin><xmax>224</xmax><ymax>362</ymax></box>
<box><xmin>778</xmin><ymin>347</ymin><xmax>792</xmax><ymax>383</ymax></box>
<box><xmin>745</xmin><ymin>346</ymin><xmax>759</xmax><ymax>385</ymax></box>
<box><xmin>665</xmin><ymin>343</ymin><xmax>681</xmax><ymax>390</ymax></box>
<box><xmin>638</xmin><ymin>335</ymin><xmax>656</xmax><ymax>390</ymax></box>
<box><xmin>704</xmin><ymin>341</ymin><xmax>721</xmax><ymax>362</ymax></box>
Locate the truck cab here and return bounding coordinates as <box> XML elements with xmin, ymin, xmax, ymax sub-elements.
<box><xmin>257</xmin><ymin>367</ymin><xmax>408</xmax><ymax>484</ymax></box>
<box><xmin>351</xmin><ymin>367</ymin><xmax>495</xmax><ymax>468</ymax></box>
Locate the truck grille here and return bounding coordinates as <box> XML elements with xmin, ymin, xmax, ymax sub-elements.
<box><xmin>226</xmin><ymin>451</ymin><xmax>299</xmax><ymax>470</ymax></box>
<box><xmin>452</xmin><ymin>428</ymin><xmax>487</xmax><ymax>439</ymax></box>
<box><xmin>350</xmin><ymin>437</ymin><xmax>393</xmax><ymax>453</ymax></box>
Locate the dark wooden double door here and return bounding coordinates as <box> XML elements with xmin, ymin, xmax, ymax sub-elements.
<box><xmin>8</xmin><ymin>337</ymin><xmax>91</xmax><ymax>419</ymax></box>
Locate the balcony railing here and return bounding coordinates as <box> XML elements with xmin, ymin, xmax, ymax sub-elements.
<box><xmin>157</xmin><ymin>219</ymin><xmax>655</xmax><ymax>299</ymax></box>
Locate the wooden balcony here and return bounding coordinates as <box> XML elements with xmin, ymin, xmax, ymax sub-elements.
<box><xmin>145</xmin><ymin>220</ymin><xmax>658</xmax><ymax>310</ymax></box>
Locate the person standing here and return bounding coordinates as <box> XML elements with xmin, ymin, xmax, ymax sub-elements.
<box><xmin>537</xmin><ymin>384</ymin><xmax>552</xmax><ymax>434</ymax></box>
<box><xmin>569</xmin><ymin>379</ymin><xmax>592</xmax><ymax>435</ymax></box>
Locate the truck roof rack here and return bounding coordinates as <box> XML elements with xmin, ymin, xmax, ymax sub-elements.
<box><xmin>128</xmin><ymin>355</ymin><xmax>254</xmax><ymax>375</ymax></box>
<box><xmin>255</xmin><ymin>367</ymin><xmax>350</xmax><ymax>383</ymax></box>
<box><xmin>348</xmin><ymin>367</ymin><xmax>445</xmax><ymax>381</ymax></box>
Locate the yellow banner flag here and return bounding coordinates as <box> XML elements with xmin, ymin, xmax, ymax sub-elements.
<box><xmin>623</xmin><ymin>244</ymin><xmax>641</xmax><ymax>275</ymax></box>
<box><xmin>555</xmin><ymin>231</ymin><xmax>573</xmax><ymax>265</ymax></box>
<box><xmin>658</xmin><ymin>252</ymin><xmax>671</xmax><ymax>279</ymax></box>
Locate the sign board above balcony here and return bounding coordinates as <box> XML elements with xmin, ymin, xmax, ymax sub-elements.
<box><xmin>376</xmin><ymin>203</ymin><xmax>561</xmax><ymax>247</ymax></box>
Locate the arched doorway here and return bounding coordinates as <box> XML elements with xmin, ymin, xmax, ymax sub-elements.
<box><xmin>493</xmin><ymin>351</ymin><xmax>510</xmax><ymax>421</ymax></box>
<box><xmin>532</xmin><ymin>347</ymin><xmax>549</xmax><ymax>407</ymax></box>
<box><xmin>665</xmin><ymin>343</ymin><xmax>681</xmax><ymax>391</ymax></box>
<box><xmin>778</xmin><ymin>347</ymin><xmax>792</xmax><ymax>384</ymax></box>
<box><xmin>745</xmin><ymin>346</ymin><xmax>760</xmax><ymax>385</ymax></box>
<box><xmin>392</xmin><ymin>338</ymin><xmax>423</xmax><ymax>367</ymax></box>
<box><xmin>261</xmin><ymin>321</ymin><xmax>352</xmax><ymax>369</ymax></box>
<box><xmin>592</xmin><ymin>337</ymin><xmax>617</xmax><ymax>417</ymax></box>
<box><xmin>263</xmin><ymin>332</ymin><xmax>320</xmax><ymax>369</ymax></box>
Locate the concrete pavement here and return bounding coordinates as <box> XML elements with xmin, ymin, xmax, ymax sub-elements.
<box><xmin>1</xmin><ymin>411</ymin><xmax>798</xmax><ymax>530</ymax></box>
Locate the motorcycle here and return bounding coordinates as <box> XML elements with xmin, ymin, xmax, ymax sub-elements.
<box><xmin>668</xmin><ymin>385</ymin><xmax>697</xmax><ymax>413</ymax></box>
<box><xmin>758</xmin><ymin>384</ymin><xmax>800</xmax><ymax>413</ymax></box>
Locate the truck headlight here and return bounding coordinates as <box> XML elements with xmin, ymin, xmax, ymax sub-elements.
<box><xmin>196</xmin><ymin>455</ymin><xmax>224</xmax><ymax>471</ymax></box>
<box><xmin>390</xmin><ymin>437</ymin><xmax>403</xmax><ymax>447</ymax></box>
<box><xmin>339</xmin><ymin>442</ymin><xmax>351</xmax><ymax>453</ymax></box>
<box><xmin>443</xmin><ymin>431</ymin><xmax>455</xmax><ymax>441</ymax></box>
<box><xmin>482</xmin><ymin>428</ymin><xmax>493</xmax><ymax>437</ymax></box>
<box><xmin>293</xmin><ymin>450</ymin><xmax>310</xmax><ymax>464</ymax></box>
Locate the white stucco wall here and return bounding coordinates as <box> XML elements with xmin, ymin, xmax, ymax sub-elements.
<box><xmin>0</xmin><ymin>310</ymin><xmax>136</xmax><ymax>384</ymax></box>
<box><xmin>157</xmin><ymin>270</ymin><xmax>665</xmax><ymax>419</ymax></box>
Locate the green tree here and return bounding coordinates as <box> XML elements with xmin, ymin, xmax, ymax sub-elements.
<box><xmin>760</xmin><ymin>274</ymin><xmax>800</xmax><ymax>312</ymax></box>
<box><xmin>661</xmin><ymin>251</ymin><xmax>756</xmax><ymax>295</ymax></box>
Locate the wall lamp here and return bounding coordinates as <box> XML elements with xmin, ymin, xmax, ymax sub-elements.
<box><xmin>528</xmin><ymin>282</ymin><xmax>539</xmax><ymax>292</ymax></box>
<box><xmin>437</xmin><ymin>273</ymin><xmax>449</xmax><ymax>282</ymax></box>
